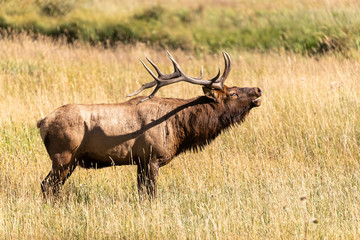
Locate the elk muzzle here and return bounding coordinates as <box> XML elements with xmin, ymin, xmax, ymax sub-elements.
<box><xmin>251</xmin><ymin>88</ymin><xmax>262</xmax><ymax>107</ymax></box>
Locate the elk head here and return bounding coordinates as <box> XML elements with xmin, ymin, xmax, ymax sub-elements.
<box><xmin>128</xmin><ymin>51</ymin><xmax>262</xmax><ymax>109</ymax></box>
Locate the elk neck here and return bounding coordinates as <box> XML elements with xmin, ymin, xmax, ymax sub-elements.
<box><xmin>172</xmin><ymin>95</ymin><xmax>250</xmax><ymax>155</ymax></box>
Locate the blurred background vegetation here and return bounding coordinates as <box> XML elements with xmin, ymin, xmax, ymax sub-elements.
<box><xmin>0</xmin><ymin>0</ymin><xmax>360</xmax><ymax>55</ymax></box>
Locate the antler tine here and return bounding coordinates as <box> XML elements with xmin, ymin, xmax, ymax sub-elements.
<box><xmin>136</xmin><ymin>84</ymin><xmax>161</xmax><ymax>104</ymax></box>
<box><xmin>127</xmin><ymin>51</ymin><xmax>232</xmax><ymax>103</ymax></box>
<box><xmin>209</xmin><ymin>67</ymin><xmax>221</xmax><ymax>83</ymax></box>
<box><xmin>146</xmin><ymin>52</ymin><xmax>201</xmax><ymax>80</ymax></box>
<box><xmin>128</xmin><ymin>58</ymin><xmax>180</xmax><ymax>99</ymax></box>
<box><xmin>139</xmin><ymin>59</ymin><xmax>161</xmax><ymax>82</ymax></box>
<box><xmin>220</xmin><ymin>51</ymin><xmax>232</xmax><ymax>82</ymax></box>
<box><xmin>126</xmin><ymin>80</ymin><xmax>157</xmax><ymax>98</ymax></box>
<box><xmin>126</xmin><ymin>59</ymin><xmax>159</xmax><ymax>98</ymax></box>
<box><xmin>163</xmin><ymin>51</ymin><xmax>182</xmax><ymax>80</ymax></box>
<box><xmin>145</xmin><ymin>57</ymin><xmax>164</xmax><ymax>77</ymax></box>
<box><xmin>206</xmin><ymin>51</ymin><xmax>232</xmax><ymax>90</ymax></box>
<box><xmin>166</xmin><ymin>50</ymin><xmax>181</xmax><ymax>74</ymax></box>
<box><xmin>166</xmin><ymin>50</ymin><xmax>203</xmax><ymax>80</ymax></box>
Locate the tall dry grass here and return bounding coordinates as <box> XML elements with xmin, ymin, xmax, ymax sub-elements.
<box><xmin>0</xmin><ymin>34</ymin><xmax>360</xmax><ymax>239</ymax></box>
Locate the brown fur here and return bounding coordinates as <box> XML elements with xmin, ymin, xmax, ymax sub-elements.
<box><xmin>38</xmin><ymin>85</ymin><xmax>262</xmax><ymax>199</ymax></box>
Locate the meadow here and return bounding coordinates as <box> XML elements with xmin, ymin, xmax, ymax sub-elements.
<box><xmin>1</xmin><ymin>0</ymin><xmax>360</xmax><ymax>54</ymax></box>
<box><xmin>1</xmin><ymin>33</ymin><xmax>360</xmax><ymax>239</ymax></box>
<box><xmin>1</xmin><ymin>0</ymin><xmax>360</xmax><ymax>239</ymax></box>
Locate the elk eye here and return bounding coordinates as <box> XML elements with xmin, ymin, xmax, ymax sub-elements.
<box><xmin>230</xmin><ymin>92</ymin><xmax>238</xmax><ymax>97</ymax></box>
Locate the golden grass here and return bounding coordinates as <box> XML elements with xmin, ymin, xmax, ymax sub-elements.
<box><xmin>0</xmin><ymin>34</ymin><xmax>360</xmax><ymax>239</ymax></box>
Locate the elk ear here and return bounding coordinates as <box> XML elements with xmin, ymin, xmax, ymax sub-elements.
<box><xmin>202</xmin><ymin>87</ymin><xmax>219</xmax><ymax>102</ymax></box>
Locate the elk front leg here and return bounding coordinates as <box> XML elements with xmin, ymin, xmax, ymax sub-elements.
<box><xmin>147</xmin><ymin>162</ymin><xmax>159</xmax><ymax>199</ymax></box>
<box><xmin>137</xmin><ymin>161</ymin><xmax>148</xmax><ymax>200</ymax></box>
<box><xmin>137</xmin><ymin>160</ymin><xmax>159</xmax><ymax>200</ymax></box>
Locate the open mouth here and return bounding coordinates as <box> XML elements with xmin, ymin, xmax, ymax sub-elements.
<box><xmin>251</xmin><ymin>88</ymin><xmax>262</xmax><ymax>107</ymax></box>
<box><xmin>251</xmin><ymin>98</ymin><xmax>262</xmax><ymax>107</ymax></box>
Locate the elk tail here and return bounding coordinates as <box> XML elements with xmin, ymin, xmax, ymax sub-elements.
<box><xmin>37</xmin><ymin>118</ymin><xmax>44</xmax><ymax>128</ymax></box>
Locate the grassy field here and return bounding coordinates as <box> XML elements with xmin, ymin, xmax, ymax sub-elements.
<box><xmin>1</xmin><ymin>0</ymin><xmax>360</xmax><ymax>54</ymax></box>
<box><xmin>0</xmin><ymin>32</ymin><xmax>360</xmax><ymax>239</ymax></box>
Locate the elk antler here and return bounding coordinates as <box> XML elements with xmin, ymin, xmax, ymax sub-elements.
<box><xmin>127</xmin><ymin>51</ymin><xmax>231</xmax><ymax>103</ymax></box>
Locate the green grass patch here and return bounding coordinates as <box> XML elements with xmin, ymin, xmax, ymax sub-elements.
<box><xmin>1</xmin><ymin>2</ymin><xmax>360</xmax><ymax>55</ymax></box>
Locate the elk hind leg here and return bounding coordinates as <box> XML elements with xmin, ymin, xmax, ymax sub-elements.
<box><xmin>41</xmin><ymin>151</ymin><xmax>76</xmax><ymax>198</ymax></box>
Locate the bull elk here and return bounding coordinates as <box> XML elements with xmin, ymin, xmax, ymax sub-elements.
<box><xmin>37</xmin><ymin>51</ymin><xmax>262</xmax><ymax>199</ymax></box>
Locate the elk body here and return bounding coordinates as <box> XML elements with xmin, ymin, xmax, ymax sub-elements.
<box><xmin>37</xmin><ymin>52</ymin><xmax>262</xmax><ymax>199</ymax></box>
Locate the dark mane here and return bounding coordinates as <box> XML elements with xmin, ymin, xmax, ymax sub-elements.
<box><xmin>172</xmin><ymin>96</ymin><xmax>251</xmax><ymax>155</ymax></box>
